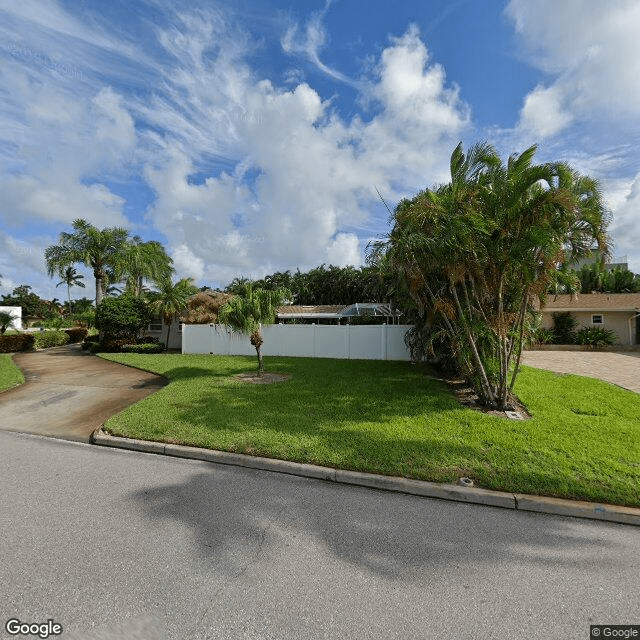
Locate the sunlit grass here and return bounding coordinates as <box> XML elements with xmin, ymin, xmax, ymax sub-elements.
<box><xmin>0</xmin><ymin>354</ymin><xmax>24</xmax><ymax>392</ymax></box>
<box><xmin>100</xmin><ymin>353</ymin><xmax>640</xmax><ymax>507</ymax></box>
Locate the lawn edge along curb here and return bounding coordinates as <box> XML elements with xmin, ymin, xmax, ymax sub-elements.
<box><xmin>91</xmin><ymin>429</ymin><xmax>640</xmax><ymax>527</ymax></box>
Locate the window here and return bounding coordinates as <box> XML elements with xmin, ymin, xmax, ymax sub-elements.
<box><xmin>148</xmin><ymin>315</ymin><xmax>162</xmax><ymax>331</ymax></box>
<box><xmin>592</xmin><ymin>314</ymin><xmax>603</xmax><ymax>324</ymax></box>
<box><xmin>178</xmin><ymin>321</ymin><xmax>183</xmax><ymax>332</ymax></box>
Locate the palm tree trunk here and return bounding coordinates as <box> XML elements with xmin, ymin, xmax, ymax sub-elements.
<box><xmin>95</xmin><ymin>275</ymin><xmax>103</xmax><ymax>306</ymax></box>
<box><xmin>165</xmin><ymin>320</ymin><xmax>171</xmax><ymax>351</ymax></box>
<box><xmin>449</xmin><ymin>279</ymin><xmax>496</xmax><ymax>407</ymax></box>
<box><xmin>255</xmin><ymin>344</ymin><xmax>264</xmax><ymax>375</ymax></box>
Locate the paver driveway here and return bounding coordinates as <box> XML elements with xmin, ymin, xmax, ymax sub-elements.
<box><xmin>521</xmin><ymin>350</ymin><xmax>640</xmax><ymax>393</ymax></box>
<box><xmin>0</xmin><ymin>344</ymin><xmax>166</xmax><ymax>441</ymax></box>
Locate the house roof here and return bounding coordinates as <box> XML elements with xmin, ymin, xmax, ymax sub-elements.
<box><xmin>276</xmin><ymin>303</ymin><xmax>402</xmax><ymax>319</ymax></box>
<box><xmin>277</xmin><ymin>305</ymin><xmax>346</xmax><ymax>318</ymax></box>
<box><xmin>542</xmin><ymin>293</ymin><xmax>640</xmax><ymax>312</ymax></box>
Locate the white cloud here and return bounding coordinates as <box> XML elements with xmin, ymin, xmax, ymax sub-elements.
<box><xmin>518</xmin><ymin>84</ymin><xmax>573</xmax><ymax>139</ymax></box>
<box><xmin>507</xmin><ymin>0</ymin><xmax>640</xmax><ymax>138</ymax></box>
<box><xmin>0</xmin><ymin>4</ymin><xmax>470</xmax><ymax>294</ymax></box>
<box><xmin>141</xmin><ymin>19</ymin><xmax>469</xmax><ymax>284</ymax></box>
<box><xmin>607</xmin><ymin>173</ymin><xmax>640</xmax><ymax>273</ymax></box>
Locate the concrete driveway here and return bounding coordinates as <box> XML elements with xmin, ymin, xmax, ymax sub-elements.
<box><xmin>521</xmin><ymin>350</ymin><xmax>640</xmax><ymax>393</ymax></box>
<box><xmin>0</xmin><ymin>344</ymin><xmax>167</xmax><ymax>441</ymax></box>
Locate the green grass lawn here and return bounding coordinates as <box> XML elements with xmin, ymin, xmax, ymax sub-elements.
<box><xmin>0</xmin><ymin>354</ymin><xmax>24</xmax><ymax>392</ymax></box>
<box><xmin>100</xmin><ymin>353</ymin><xmax>640</xmax><ymax>507</ymax></box>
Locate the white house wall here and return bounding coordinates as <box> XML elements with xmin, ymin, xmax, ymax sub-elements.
<box><xmin>183</xmin><ymin>324</ymin><xmax>413</xmax><ymax>360</ymax></box>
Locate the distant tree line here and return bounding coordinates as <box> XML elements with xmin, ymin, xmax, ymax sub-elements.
<box><xmin>224</xmin><ymin>264</ymin><xmax>396</xmax><ymax>307</ymax></box>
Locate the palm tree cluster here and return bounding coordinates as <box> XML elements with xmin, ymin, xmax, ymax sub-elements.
<box><xmin>376</xmin><ymin>142</ymin><xmax>611</xmax><ymax>410</ymax></box>
<box><xmin>45</xmin><ymin>219</ymin><xmax>174</xmax><ymax>307</ymax></box>
<box><xmin>45</xmin><ymin>219</ymin><xmax>199</xmax><ymax>350</ymax></box>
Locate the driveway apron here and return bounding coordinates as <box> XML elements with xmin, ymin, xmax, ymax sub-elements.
<box><xmin>521</xmin><ymin>350</ymin><xmax>640</xmax><ymax>394</ymax></box>
<box><xmin>0</xmin><ymin>344</ymin><xmax>167</xmax><ymax>441</ymax></box>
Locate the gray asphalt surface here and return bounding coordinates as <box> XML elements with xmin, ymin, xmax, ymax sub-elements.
<box><xmin>1</xmin><ymin>431</ymin><xmax>638</xmax><ymax>640</ymax></box>
<box><xmin>0</xmin><ymin>345</ymin><xmax>166</xmax><ymax>441</ymax></box>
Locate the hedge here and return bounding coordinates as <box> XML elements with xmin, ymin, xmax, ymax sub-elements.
<box><xmin>63</xmin><ymin>327</ymin><xmax>89</xmax><ymax>343</ymax></box>
<box><xmin>33</xmin><ymin>330</ymin><xmax>70</xmax><ymax>349</ymax></box>
<box><xmin>0</xmin><ymin>334</ymin><xmax>35</xmax><ymax>353</ymax></box>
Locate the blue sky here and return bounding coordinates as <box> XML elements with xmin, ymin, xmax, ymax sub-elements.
<box><xmin>1</xmin><ymin>0</ymin><xmax>639</xmax><ymax>301</ymax></box>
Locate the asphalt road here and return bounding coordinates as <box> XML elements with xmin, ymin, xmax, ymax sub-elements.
<box><xmin>1</xmin><ymin>430</ymin><xmax>638</xmax><ymax>640</ymax></box>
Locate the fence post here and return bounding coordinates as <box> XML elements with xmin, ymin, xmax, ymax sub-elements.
<box><xmin>381</xmin><ymin>323</ymin><xmax>387</xmax><ymax>360</ymax></box>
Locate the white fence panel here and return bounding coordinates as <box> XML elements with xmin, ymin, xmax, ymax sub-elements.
<box><xmin>348</xmin><ymin>325</ymin><xmax>382</xmax><ymax>359</ymax></box>
<box><xmin>183</xmin><ymin>323</ymin><xmax>413</xmax><ymax>360</ymax></box>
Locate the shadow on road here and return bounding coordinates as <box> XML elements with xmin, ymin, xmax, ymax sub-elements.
<box><xmin>128</xmin><ymin>466</ymin><xmax>620</xmax><ymax>581</ymax></box>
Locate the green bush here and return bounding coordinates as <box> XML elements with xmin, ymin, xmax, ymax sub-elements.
<box><xmin>33</xmin><ymin>330</ymin><xmax>70</xmax><ymax>349</ymax></box>
<box><xmin>552</xmin><ymin>312</ymin><xmax>578</xmax><ymax>344</ymax></box>
<box><xmin>96</xmin><ymin>295</ymin><xmax>152</xmax><ymax>341</ymax></box>
<box><xmin>63</xmin><ymin>327</ymin><xmax>89</xmax><ymax>343</ymax></box>
<box><xmin>532</xmin><ymin>327</ymin><xmax>555</xmax><ymax>345</ymax></box>
<box><xmin>69</xmin><ymin>311</ymin><xmax>96</xmax><ymax>328</ymax></box>
<box><xmin>0</xmin><ymin>334</ymin><xmax>35</xmax><ymax>353</ymax></box>
<box><xmin>575</xmin><ymin>327</ymin><xmax>618</xmax><ymax>347</ymax></box>
<box><xmin>121</xmin><ymin>343</ymin><xmax>165</xmax><ymax>354</ymax></box>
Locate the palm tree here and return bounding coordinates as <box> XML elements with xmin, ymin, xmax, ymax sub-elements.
<box><xmin>380</xmin><ymin>142</ymin><xmax>610</xmax><ymax>410</ymax></box>
<box><xmin>45</xmin><ymin>219</ymin><xmax>130</xmax><ymax>307</ymax></box>
<box><xmin>0</xmin><ymin>311</ymin><xmax>14</xmax><ymax>335</ymax></box>
<box><xmin>56</xmin><ymin>266</ymin><xmax>85</xmax><ymax>312</ymax></box>
<box><xmin>148</xmin><ymin>278</ymin><xmax>198</xmax><ymax>350</ymax></box>
<box><xmin>218</xmin><ymin>284</ymin><xmax>289</xmax><ymax>375</ymax></box>
<box><xmin>116</xmin><ymin>237</ymin><xmax>174</xmax><ymax>297</ymax></box>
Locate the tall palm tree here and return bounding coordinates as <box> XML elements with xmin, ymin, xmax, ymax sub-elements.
<box><xmin>56</xmin><ymin>266</ymin><xmax>85</xmax><ymax>312</ymax></box>
<box><xmin>381</xmin><ymin>142</ymin><xmax>610</xmax><ymax>410</ymax></box>
<box><xmin>45</xmin><ymin>219</ymin><xmax>130</xmax><ymax>307</ymax></box>
<box><xmin>148</xmin><ymin>277</ymin><xmax>198</xmax><ymax>350</ymax></box>
<box><xmin>218</xmin><ymin>284</ymin><xmax>289</xmax><ymax>374</ymax></box>
<box><xmin>116</xmin><ymin>237</ymin><xmax>174</xmax><ymax>297</ymax></box>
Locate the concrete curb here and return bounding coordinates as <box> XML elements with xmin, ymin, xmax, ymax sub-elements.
<box><xmin>91</xmin><ymin>429</ymin><xmax>640</xmax><ymax>527</ymax></box>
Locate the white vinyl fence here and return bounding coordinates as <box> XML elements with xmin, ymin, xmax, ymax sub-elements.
<box><xmin>183</xmin><ymin>323</ymin><xmax>413</xmax><ymax>361</ymax></box>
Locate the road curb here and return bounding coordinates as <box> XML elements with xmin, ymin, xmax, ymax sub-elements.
<box><xmin>91</xmin><ymin>429</ymin><xmax>640</xmax><ymax>527</ymax></box>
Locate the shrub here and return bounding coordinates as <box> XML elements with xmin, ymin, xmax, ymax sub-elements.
<box><xmin>575</xmin><ymin>327</ymin><xmax>618</xmax><ymax>347</ymax></box>
<box><xmin>33</xmin><ymin>330</ymin><xmax>70</xmax><ymax>349</ymax></box>
<box><xmin>96</xmin><ymin>295</ymin><xmax>152</xmax><ymax>341</ymax></box>
<box><xmin>0</xmin><ymin>334</ymin><xmax>35</xmax><ymax>353</ymax></box>
<box><xmin>532</xmin><ymin>327</ymin><xmax>555</xmax><ymax>345</ymax></box>
<box><xmin>64</xmin><ymin>327</ymin><xmax>88</xmax><ymax>343</ymax></box>
<box><xmin>552</xmin><ymin>312</ymin><xmax>578</xmax><ymax>344</ymax></box>
<box><xmin>69</xmin><ymin>311</ymin><xmax>96</xmax><ymax>328</ymax></box>
<box><xmin>121</xmin><ymin>343</ymin><xmax>165</xmax><ymax>354</ymax></box>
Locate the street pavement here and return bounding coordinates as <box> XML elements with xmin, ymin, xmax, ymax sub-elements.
<box><xmin>1</xmin><ymin>430</ymin><xmax>638</xmax><ymax>640</ymax></box>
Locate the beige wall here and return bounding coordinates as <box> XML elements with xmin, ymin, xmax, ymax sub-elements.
<box><xmin>542</xmin><ymin>310</ymin><xmax>636</xmax><ymax>345</ymax></box>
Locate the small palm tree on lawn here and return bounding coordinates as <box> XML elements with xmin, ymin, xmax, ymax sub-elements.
<box><xmin>149</xmin><ymin>277</ymin><xmax>198</xmax><ymax>350</ymax></box>
<box><xmin>218</xmin><ymin>285</ymin><xmax>289</xmax><ymax>375</ymax></box>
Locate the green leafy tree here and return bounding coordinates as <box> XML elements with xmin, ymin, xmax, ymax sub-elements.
<box><xmin>148</xmin><ymin>278</ymin><xmax>198</xmax><ymax>350</ymax></box>
<box><xmin>218</xmin><ymin>285</ymin><xmax>289</xmax><ymax>374</ymax></box>
<box><xmin>95</xmin><ymin>294</ymin><xmax>153</xmax><ymax>342</ymax></box>
<box><xmin>45</xmin><ymin>219</ymin><xmax>130</xmax><ymax>306</ymax></box>
<box><xmin>376</xmin><ymin>141</ymin><xmax>610</xmax><ymax>410</ymax></box>
<box><xmin>1</xmin><ymin>285</ymin><xmax>54</xmax><ymax>320</ymax></box>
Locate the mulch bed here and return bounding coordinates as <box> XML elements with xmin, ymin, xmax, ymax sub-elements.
<box><xmin>437</xmin><ymin>376</ymin><xmax>532</xmax><ymax>420</ymax></box>
<box><xmin>234</xmin><ymin>372</ymin><xmax>291</xmax><ymax>384</ymax></box>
